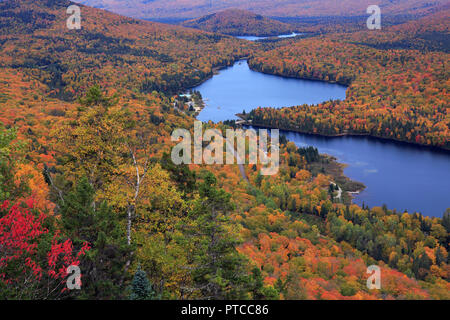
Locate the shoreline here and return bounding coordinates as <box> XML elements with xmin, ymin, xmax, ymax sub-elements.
<box><xmin>243</xmin><ymin>61</ymin><xmax>448</xmax><ymax>152</ymax></box>
<box><xmin>316</xmin><ymin>154</ymin><xmax>366</xmax><ymax>204</ymax></box>
<box><xmin>236</xmin><ymin>115</ymin><xmax>450</xmax><ymax>154</ymax></box>
<box><xmin>187</xmin><ymin>60</ymin><xmax>447</xmax><ymax>213</ymax></box>
<box><xmin>247</xmin><ymin>61</ymin><xmax>351</xmax><ymax>86</ymax></box>
<box><xmin>183</xmin><ymin>56</ymin><xmax>251</xmax><ymax>92</ymax></box>
<box><xmin>188</xmin><ymin>59</ymin><xmax>448</xmax><ymax>153</ymax></box>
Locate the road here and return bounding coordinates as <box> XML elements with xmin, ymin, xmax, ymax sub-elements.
<box><xmin>226</xmin><ymin>143</ymin><xmax>249</xmax><ymax>182</ymax></box>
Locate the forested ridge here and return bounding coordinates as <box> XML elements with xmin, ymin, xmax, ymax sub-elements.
<box><xmin>0</xmin><ymin>0</ymin><xmax>448</xmax><ymax>300</ymax></box>
<box><xmin>245</xmin><ymin>14</ymin><xmax>449</xmax><ymax>149</ymax></box>
<box><xmin>340</xmin><ymin>8</ymin><xmax>450</xmax><ymax>53</ymax></box>
<box><xmin>0</xmin><ymin>0</ymin><xmax>255</xmax><ymax>100</ymax></box>
<box><xmin>182</xmin><ymin>9</ymin><xmax>295</xmax><ymax>37</ymax></box>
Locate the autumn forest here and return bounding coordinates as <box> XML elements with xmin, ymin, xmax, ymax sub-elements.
<box><xmin>0</xmin><ymin>0</ymin><xmax>449</xmax><ymax>302</ymax></box>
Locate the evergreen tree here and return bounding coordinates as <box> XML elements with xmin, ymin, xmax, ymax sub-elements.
<box><xmin>328</xmin><ymin>184</ymin><xmax>335</xmax><ymax>201</ymax></box>
<box><xmin>442</xmin><ymin>209</ymin><xmax>450</xmax><ymax>234</ymax></box>
<box><xmin>412</xmin><ymin>253</ymin><xmax>432</xmax><ymax>280</ymax></box>
<box><xmin>60</xmin><ymin>177</ymin><xmax>96</xmax><ymax>243</ymax></box>
<box><xmin>78</xmin><ymin>85</ymin><xmax>118</xmax><ymax>108</ymax></box>
<box><xmin>255</xmin><ymin>172</ymin><xmax>263</xmax><ymax>187</ymax></box>
<box><xmin>60</xmin><ymin>177</ymin><xmax>130</xmax><ymax>299</ymax></box>
<box><xmin>130</xmin><ymin>267</ymin><xmax>156</xmax><ymax>300</ymax></box>
<box><xmin>160</xmin><ymin>152</ymin><xmax>196</xmax><ymax>196</ymax></box>
<box><xmin>435</xmin><ymin>247</ymin><xmax>445</xmax><ymax>266</ymax></box>
<box><xmin>191</xmin><ymin>171</ymin><xmax>250</xmax><ymax>299</ymax></box>
<box><xmin>250</xmin><ymin>267</ymin><xmax>280</xmax><ymax>300</ymax></box>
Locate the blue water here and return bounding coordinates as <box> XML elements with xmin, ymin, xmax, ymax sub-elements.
<box><xmin>193</xmin><ymin>60</ymin><xmax>450</xmax><ymax>217</ymax></box>
<box><xmin>236</xmin><ymin>32</ymin><xmax>302</xmax><ymax>41</ymax></box>
<box><xmin>196</xmin><ymin>61</ymin><xmax>347</xmax><ymax>122</ymax></box>
<box><xmin>279</xmin><ymin>131</ymin><xmax>450</xmax><ymax>217</ymax></box>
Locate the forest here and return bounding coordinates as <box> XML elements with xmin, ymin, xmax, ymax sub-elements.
<box><xmin>181</xmin><ymin>9</ymin><xmax>295</xmax><ymax>37</ymax></box>
<box><xmin>245</xmin><ymin>11</ymin><xmax>449</xmax><ymax>149</ymax></box>
<box><xmin>0</xmin><ymin>0</ymin><xmax>448</xmax><ymax>300</ymax></box>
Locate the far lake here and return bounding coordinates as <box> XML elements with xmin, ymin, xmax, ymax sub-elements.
<box><xmin>236</xmin><ymin>32</ymin><xmax>302</xmax><ymax>41</ymax></box>
<box><xmin>193</xmin><ymin>60</ymin><xmax>450</xmax><ymax>217</ymax></box>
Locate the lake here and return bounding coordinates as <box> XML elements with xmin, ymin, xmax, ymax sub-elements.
<box><xmin>278</xmin><ymin>131</ymin><xmax>450</xmax><ymax>217</ymax></box>
<box><xmin>236</xmin><ymin>32</ymin><xmax>302</xmax><ymax>41</ymax></box>
<box><xmin>196</xmin><ymin>61</ymin><xmax>347</xmax><ymax>122</ymax></box>
<box><xmin>192</xmin><ymin>60</ymin><xmax>450</xmax><ymax>217</ymax></box>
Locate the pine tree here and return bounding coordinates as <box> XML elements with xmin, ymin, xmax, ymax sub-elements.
<box><xmin>255</xmin><ymin>172</ymin><xmax>263</xmax><ymax>187</ymax></box>
<box><xmin>250</xmin><ymin>267</ymin><xmax>279</xmax><ymax>300</ymax></box>
<box><xmin>160</xmin><ymin>152</ymin><xmax>196</xmax><ymax>195</ymax></box>
<box><xmin>191</xmin><ymin>171</ymin><xmax>251</xmax><ymax>299</ymax></box>
<box><xmin>78</xmin><ymin>85</ymin><xmax>118</xmax><ymax>108</ymax></box>
<box><xmin>435</xmin><ymin>247</ymin><xmax>445</xmax><ymax>266</ymax></box>
<box><xmin>60</xmin><ymin>177</ymin><xmax>130</xmax><ymax>299</ymax></box>
<box><xmin>130</xmin><ymin>267</ymin><xmax>155</xmax><ymax>300</ymax></box>
<box><xmin>60</xmin><ymin>177</ymin><xmax>96</xmax><ymax>243</ymax></box>
<box><xmin>442</xmin><ymin>209</ymin><xmax>450</xmax><ymax>233</ymax></box>
<box><xmin>412</xmin><ymin>252</ymin><xmax>432</xmax><ymax>280</ymax></box>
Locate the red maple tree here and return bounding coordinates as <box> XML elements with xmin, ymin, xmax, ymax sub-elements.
<box><xmin>0</xmin><ymin>198</ymin><xmax>90</xmax><ymax>299</ymax></box>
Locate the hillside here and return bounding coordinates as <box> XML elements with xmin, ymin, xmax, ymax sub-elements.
<box><xmin>244</xmin><ymin>10</ymin><xmax>450</xmax><ymax>149</ymax></box>
<box><xmin>182</xmin><ymin>9</ymin><xmax>294</xmax><ymax>36</ymax></box>
<box><xmin>77</xmin><ymin>0</ymin><xmax>449</xmax><ymax>19</ymax></box>
<box><xmin>0</xmin><ymin>0</ymin><xmax>253</xmax><ymax>100</ymax></box>
<box><xmin>339</xmin><ymin>7</ymin><xmax>450</xmax><ymax>52</ymax></box>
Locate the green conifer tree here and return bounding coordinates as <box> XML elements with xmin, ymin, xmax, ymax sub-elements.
<box><xmin>60</xmin><ymin>177</ymin><xmax>130</xmax><ymax>299</ymax></box>
<box><xmin>130</xmin><ymin>267</ymin><xmax>155</xmax><ymax>300</ymax></box>
<box><xmin>191</xmin><ymin>171</ymin><xmax>251</xmax><ymax>299</ymax></box>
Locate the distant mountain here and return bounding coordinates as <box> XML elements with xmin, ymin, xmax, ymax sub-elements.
<box><xmin>76</xmin><ymin>0</ymin><xmax>449</xmax><ymax>20</ymax></box>
<box><xmin>182</xmin><ymin>9</ymin><xmax>294</xmax><ymax>36</ymax></box>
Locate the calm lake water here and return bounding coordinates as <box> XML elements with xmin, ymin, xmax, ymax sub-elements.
<box><xmin>193</xmin><ymin>60</ymin><xmax>450</xmax><ymax>217</ymax></box>
<box><xmin>236</xmin><ymin>32</ymin><xmax>302</xmax><ymax>41</ymax></box>
<box><xmin>196</xmin><ymin>61</ymin><xmax>347</xmax><ymax>122</ymax></box>
<box><xmin>278</xmin><ymin>131</ymin><xmax>450</xmax><ymax>217</ymax></box>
